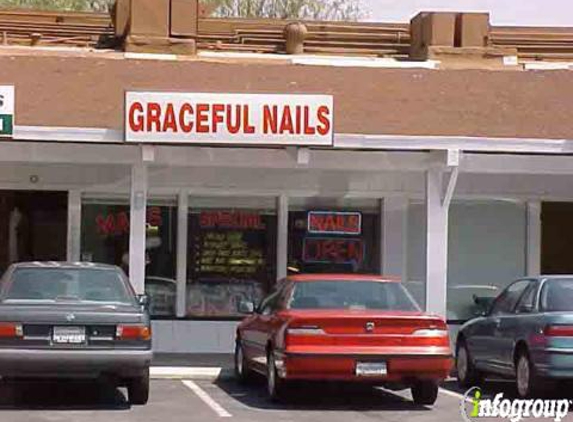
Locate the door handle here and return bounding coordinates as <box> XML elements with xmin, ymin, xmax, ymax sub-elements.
<box><xmin>494</xmin><ymin>318</ymin><xmax>501</xmax><ymax>328</ymax></box>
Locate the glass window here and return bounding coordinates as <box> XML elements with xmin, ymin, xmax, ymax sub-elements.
<box><xmin>186</xmin><ymin>202</ymin><xmax>277</xmax><ymax>318</ymax></box>
<box><xmin>287</xmin><ymin>199</ymin><xmax>380</xmax><ymax>275</ymax></box>
<box><xmin>445</xmin><ymin>201</ymin><xmax>527</xmax><ymax>321</ymax></box>
<box><xmin>287</xmin><ymin>280</ymin><xmax>420</xmax><ymax>311</ymax></box>
<box><xmin>5</xmin><ymin>267</ymin><xmax>133</xmax><ymax>305</ymax></box>
<box><xmin>80</xmin><ymin>199</ymin><xmax>177</xmax><ymax>318</ymax></box>
<box><xmin>515</xmin><ymin>281</ymin><xmax>539</xmax><ymax>313</ymax></box>
<box><xmin>490</xmin><ymin>280</ymin><xmax>530</xmax><ymax>316</ymax></box>
<box><xmin>540</xmin><ymin>278</ymin><xmax>573</xmax><ymax>312</ymax></box>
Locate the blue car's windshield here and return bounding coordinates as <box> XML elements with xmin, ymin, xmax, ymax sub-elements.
<box><xmin>4</xmin><ymin>268</ymin><xmax>134</xmax><ymax>305</ymax></box>
<box><xmin>541</xmin><ymin>279</ymin><xmax>573</xmax><ymax>312</ymax></box>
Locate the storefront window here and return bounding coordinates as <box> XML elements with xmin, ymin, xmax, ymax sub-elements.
<box><xmin>287</xmin><ymin>199</ymin><xmax>380</xmax><ymax>275</ymax></box>
<box><xmin>80</xmin><ymin>198</ymin><xmax>177</xmax><ymax>319</ymax></box>
<box><xmin>186</xmin><ymin>200</ymin><xmax>277</xmax><ymax>318</ymax></box>
<box><xmin>447</xmin><ymin>200</ymin><xmax>527</xmax><ymax>322</ymax></box>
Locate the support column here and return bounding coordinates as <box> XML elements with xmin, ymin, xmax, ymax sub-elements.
<box><xmin>67</xmin><ymin>190</ymin><xmax>82</xmax><ymax>262</ymax></box>
<box><xmin>381</xmin><ymin>197</ymin><xmax>408</xmax><ymax>279</ymax></box>
<box><xmin>276</xmin><ymin>195</ymin><xmax>289</xmax><ymax>281</ymax></box>
<box><xmin>129</xmin><ymin>162</ymin><xmax>148</xmax><ymax>295</ymax></box>
<box><xmin>426</xmin><ymin>168</ymin><xmax>449</xmax><ymax>317</ymax></box>
<box><xmin>526</xmin><ymin>201</ymin><xmax>541</xmax><ymax>276</ymax></box>
<box><xmin>176</xmin><ymin>191</ymin><xmax>189</xmax><ymax>318</ymax></box>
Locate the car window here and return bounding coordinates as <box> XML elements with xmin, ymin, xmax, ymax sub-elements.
<box><xmin>515</xmin><ymin>281</ymin><xmax>539</xmax><ymax>314</ymax></box>
<box><xmin>490</xmin><ymin>280</ymin><xmax>531</xmax><ymax>316</ymax></box>
<box><xmin>540</xmin><ymin>278</ymin><xmax>573</xmax><ymax>312</ymax></box>
<box><xmin>4</xmin><ymin>267</ymin><xmax>134</xmax><ymax>304</ymax></box>
<box><xmin>258</xmin><ymin>285</ymin><xmax>286</xmax><ymax>315</ymax></box>
<box><xmin>287</xmin><ymin>280</ymin><xmax>420</xmax><ymax>311</ymax></box>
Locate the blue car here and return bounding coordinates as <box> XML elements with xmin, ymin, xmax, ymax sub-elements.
<box><xmin>456</xmin><ymin>276</ymin><xmax>573</xmax><ymax>398</ymax></box>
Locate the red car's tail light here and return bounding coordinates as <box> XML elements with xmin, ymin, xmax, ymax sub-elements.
<box><xmin>0</xmin><ymin>323</ymin><xmax>23</xmax><ymax>338</ymax></box>
<box><xmin>116</xmin><ymin>325</ymin><xmax>151</xmax><ymax>341</ymax></box>
<box><xmin>544</xmin><ymin>325</ymin><xmax>573</xmax><ymax>337</ymax></box>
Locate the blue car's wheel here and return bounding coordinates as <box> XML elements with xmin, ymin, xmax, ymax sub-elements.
<box><xmin>457</xmin><ymin>340</ymin><xmax>483</xmax><ymax>388</ymax></box>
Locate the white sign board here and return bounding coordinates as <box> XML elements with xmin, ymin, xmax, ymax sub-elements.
<box><xmin>0</xmin><ymin>86</ymin><xmax>14</xmax><ymax>137</ymax></box>
<box><xmin>125</xmin><ymin>92</ymin><xmax>334</xmax><ymax>146</ymax></box>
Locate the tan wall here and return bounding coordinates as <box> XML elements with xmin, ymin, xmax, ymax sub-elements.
<box><xmin>2</xmin><ymin>54</ymin><xmax>573</xmax><ymax>139</ymax></box>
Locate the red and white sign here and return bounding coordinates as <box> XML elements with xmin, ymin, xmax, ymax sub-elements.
<box><xmin>308</xmin><ymin>211</ymin><xmax>362</xmax><ymax>235</ymax></box>
<box><xmin>126</xmin><ymin>92</ymin><xmax>334</xmax><ymax>146</ymax></box>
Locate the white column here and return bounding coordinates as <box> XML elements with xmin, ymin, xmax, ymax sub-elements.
<box><xmin>382</xmin><ymin>197</ymin><xmax>408</xmax><ymax>279</ymax></box>
<box><xmin>66</xmin><ymin>189</ymin><xmax>82</xmax><ymax>262</ymax></box>
<box><xmin>129</xmin><ymin>162</ymin><xmax>148</xmax><ymax>295</ymax></box>
<box><xmin>426</xmin><ymin>168</ymin><xmax>449</xmax><ymax>318</ymax></box>
<box><xmin>526</xmin><ymin>201</ymin><xmax>542</xmax><ymax>276</ymax></box>
<box><xmin>276</xmin><ymin>194</ymin><xmax>289</xmax><ymax>281</ymax></box>
<box><xmin>176</xmin><ymin>191</ymin><xmax>189</xmax><ymax>318</ymax></box>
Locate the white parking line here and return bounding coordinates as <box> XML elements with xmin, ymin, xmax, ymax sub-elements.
<box><xmin>439</xmin><ymin>387</ymin><xmax>471</xmax><ymax>402</ymax></box>
<box><xmin>182</xmin><ymin>380</ymin><xmax>232</xmax><ymax>418</ymax></box>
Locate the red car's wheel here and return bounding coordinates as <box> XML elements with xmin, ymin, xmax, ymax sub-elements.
<box><xmin>411</xmin><ymin>381</ymin><xmax>439</xmax><ymax>406</ymax></box>
<box><xmin>267</xmin><ymin>351</ymin><xmax>288</xmax><ymax>402</ymax></box>
<box><xmin>234</xmin><ymin>340</ymin><xmax>254</xmax><ymax>384</ymax></box>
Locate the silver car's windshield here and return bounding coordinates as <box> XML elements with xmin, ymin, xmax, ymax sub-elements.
<box><xmin>288</xmin><ymin>280</ymin><xmax>420</xmax><ymax>311</ymax></box>
<box><xmin>541</xmin><ymin>278</ymin><xmax>573</xmax><ymax>312</ymax></box>
<box><xmin>4</xmin><ymin>268</ymin><xmax>134</xmax><ymax>305</ymax></box>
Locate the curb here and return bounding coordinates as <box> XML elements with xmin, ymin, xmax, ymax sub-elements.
<box><xmin>150</xmin><ymin>366</ymin><xmax>234</xmax><ymax>381</ymax></box>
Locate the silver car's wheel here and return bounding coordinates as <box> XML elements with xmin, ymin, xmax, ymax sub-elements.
<box><xmin>517</xmin><ymin>354</ymin><xmax>531</xmax><ymax>398</ymax></box>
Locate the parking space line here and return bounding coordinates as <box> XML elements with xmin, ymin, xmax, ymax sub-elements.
<box><xmin>182</xmin><ymin>380</ymin><xmax>233</xmax><ymax>418</ymax></box>
<box><xmin>439</xmin><ymin>387</ymin><xmax>470</xmax><ymax>402</ymax></box>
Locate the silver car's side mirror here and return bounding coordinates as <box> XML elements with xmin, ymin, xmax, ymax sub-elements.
<box><xmin>238</xmin><ymin>300</ymin><xmax>255</xmax><ymax>314</ymax></box>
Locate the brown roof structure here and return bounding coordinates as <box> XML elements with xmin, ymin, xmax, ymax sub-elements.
<box><xmin>0</xmin><ymin>8</ymin><xmax>572</xmax><ymax>61</ymax></box>
<box><xmin>1</xmin><ymin>4</ymin><xmax>573</xmax><ymax>141</ymax></box>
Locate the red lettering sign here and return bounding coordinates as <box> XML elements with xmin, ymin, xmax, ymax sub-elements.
<box><xmin>95</xmin><ymin>207</ymin><xmax>163</xmax><ymax>237</ymax></box>
<box><xmin>302</xmin><ymin>238</ymin><xmax>364</xmax><ymax>265</ymax></box>
<box><xmin>307</xmin><ymin>211</ymin><xmax>362</xmax><ymax>235</ymax></box>
<box><xmin>126</xmin><ymin>93</ymin><xmax>334</xmax><ymax>147</ymax></box>
<box><xmin>199</xmin><ymin>211</ymin><xmax>266</xmax><ymax>230</ymax></box>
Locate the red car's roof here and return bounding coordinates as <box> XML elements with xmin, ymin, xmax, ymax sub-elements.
<box><xmin>287</xmin><ymin>274</ymin><xmax>401</xmax><ymax>283</ymax></box>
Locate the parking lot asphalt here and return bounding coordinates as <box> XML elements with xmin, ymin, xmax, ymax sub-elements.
<box><xmin>1</xmin><ymin>377</ymin><xmax>571</xmax><ymax>422</ymax></box>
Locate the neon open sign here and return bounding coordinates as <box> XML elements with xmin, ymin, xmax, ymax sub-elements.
<box><xmin>307</xmin><ymin>211</ymin><xmax>362</xmax><ymax>235</ymax></box>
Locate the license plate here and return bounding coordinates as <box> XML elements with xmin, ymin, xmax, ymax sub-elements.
<box><xmin>355</xmin><ymin>362</ymin><xmax>388</xmax><ymax>377</ymax></box>
<box><xmin>53</xmin><ymin>326</ymin><xmax>86</xmax><ymax>344</ymax></box>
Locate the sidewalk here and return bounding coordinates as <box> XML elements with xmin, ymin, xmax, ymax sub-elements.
<box><xmin>150</xmin><ymin>353</ymin><xmax>234</xmax><ymax>381</ymax></box>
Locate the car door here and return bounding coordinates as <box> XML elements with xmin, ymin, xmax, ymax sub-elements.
<box><xmin>488</xmin><ymin>279</ymin><xmax>532</xmax><ymax>374</ymax></box>
<box><xmin>243</xmin><ymin>284</ymin><xmax>286</xmax><ymax>369</ymax></box>
<box><xmin>497</xmin><ymin>280</ymin><xmax>540</xmax><ymax>371</ymax></box>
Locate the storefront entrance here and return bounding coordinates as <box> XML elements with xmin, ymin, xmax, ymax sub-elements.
<box><xmin>542</xmin><ymin>202</ymin><xmax>573</xmax><ymax>274</ymax></box>
<box><xmin>0</xmin><ymin>191</ymin><xmax>67</xmax><ymax>275</ymax></box>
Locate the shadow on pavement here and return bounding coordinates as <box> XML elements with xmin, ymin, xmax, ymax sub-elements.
<box><xmin>0</xmin><ymin>380</ymin><xmax>131</xmax><ymax>411</ymax></box>
<box><xmin>216</xmin><ymin>376</ymin><xmax>432</xmax><ymax>412</ymax></box>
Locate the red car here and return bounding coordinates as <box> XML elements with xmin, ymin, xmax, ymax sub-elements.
<box><xmin>234</xmin><ymin>274</ymin><xmax>453</xmax><ymax>404</ymax></box>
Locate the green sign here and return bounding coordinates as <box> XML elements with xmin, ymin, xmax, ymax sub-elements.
<box><xmin>0</xmin><ymin>114</ymin><xmax>13</xmax><ymax>136</ymax></box>
<box><xmin>0</xmin><ymin>86</ymin><xmax>15</xmax><ymax>137</ymax></box>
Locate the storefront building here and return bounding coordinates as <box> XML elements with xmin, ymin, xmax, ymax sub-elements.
<box><xmin>2</xmin><ymin>5</ymin><xmax>573</xmax><ymax>352</ymax></box>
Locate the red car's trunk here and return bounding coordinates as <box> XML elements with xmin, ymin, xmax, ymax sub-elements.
<box><xmin>283</xmin><ymin>310</ymin><xmax>450</xmax><ymax>351</ymax></box>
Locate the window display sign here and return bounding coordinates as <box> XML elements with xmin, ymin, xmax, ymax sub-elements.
<box><xmin>126</xmin><ymin>92</ymin><xmax>333</xmax><ymax>146</ymax></box>
<box><xmin>0</xmin><ymin>86</ymin><xmax>14</xmax><ymax>137</ymax></box>
<box><xmin>187</xmin><ymin>211</ymin><xmax>276</xmax><ymax>317</ymax></box>
<box><xmin>95</xmin><ymin>207</ymin><xmax>162</xmax><ymax>237</ymax></box>
<box><xmin>303</xmin><ymin>237</ymin><xmax>364</xmax><ymax>265</ymax></box>
<box><xmin>308</xmin><ymin>211</ymin><xmax>362</xmax><ymax>235</ymax></box>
